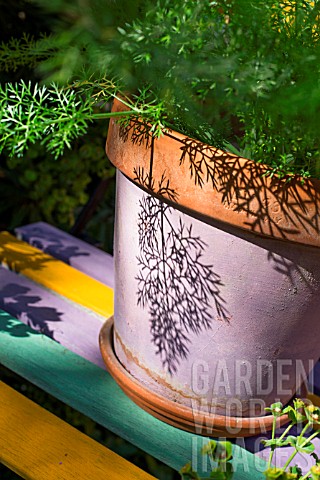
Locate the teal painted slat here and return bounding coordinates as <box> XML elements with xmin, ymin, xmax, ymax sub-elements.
<box><xmin>0</xmin><ymin>310</ymin><xmax>267</xmax><ymax>479</ymax></box>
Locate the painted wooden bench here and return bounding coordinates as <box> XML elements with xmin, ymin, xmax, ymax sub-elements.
<box><xmin>1</xmin><ymin>221</ymin><xmax>320</xmax><ymax>479</ymax></box>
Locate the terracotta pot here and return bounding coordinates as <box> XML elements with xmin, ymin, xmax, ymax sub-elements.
<box><xmin>100</xmin><ymin>98</ymin><xmax>320</xmax><ymax>436</ymax></box>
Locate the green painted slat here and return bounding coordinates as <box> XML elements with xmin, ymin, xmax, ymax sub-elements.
<box><xmin>0</xmin><ymin>310</ymin><xmax>267</xmax><ymax>479</ymax></box>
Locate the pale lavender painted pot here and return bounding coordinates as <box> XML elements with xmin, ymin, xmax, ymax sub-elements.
<box><xmin>113</xmin><ymin>170</ymin><xmax>320</xmax><ymax>418</ymax></box>
<box><xmin>105</xmin><ymin>100</ymin><xmax>320</xmax><ymax>422</ymax></box>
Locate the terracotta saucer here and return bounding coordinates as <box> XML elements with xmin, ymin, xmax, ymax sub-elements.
<box><xmin>99</xmin><ymin>317</ymin><xmax>289</xmax><ymax>438</ymax></box>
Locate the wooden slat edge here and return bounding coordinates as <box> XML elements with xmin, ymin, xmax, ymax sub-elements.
<box><xmin>307</xmin><ymin>392</ymin><xmax>320</xmax><ymax>406</ymax></box>
<box><xmin>15</xmin><ymin>222</ymin><xmax>114</xmax><ymax>288</ymax></box>
<box><xmin>0</xmin><ymin>232</ymin><xmax>113</xmax><ymax>318</ymax></box>
<box><xmin>0</xmin><ymin>381</ymin><xmax>155</xmax><ymax>480</ymax></box>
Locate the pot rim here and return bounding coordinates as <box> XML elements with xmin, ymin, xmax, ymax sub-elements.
<box><xmin>106</xmin><ymin>98</ymin><xmax>320</xmax><ymax>249</ymax></box>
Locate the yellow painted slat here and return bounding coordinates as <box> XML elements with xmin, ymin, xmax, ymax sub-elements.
<box><xmin>0</xmin><ymin>232</ymin><xmax>113</xmax><ymax>318</ymax></box>
<box><xmin>307</xmin><ymin>392</ymin><xmax>320</xmax><ymax>407</ymax></box>
<box><xmin>0</xmin><ymin>381</ymin><xmax>155</xmax><ymax>480</ymax></box>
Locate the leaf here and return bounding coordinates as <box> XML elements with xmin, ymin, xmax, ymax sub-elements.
<box><xmin>215</xmin><ymin>442</ymin><xmax>233</xmax><ymax>463</ymax></box>
<box><xmin>285</xmin><ymin>435</ymin><xmax>298</xmax><ymax>447</ymax></box>
<box><xmin>282</xmin><ymin>405</ymin><xmax>305</xmax><ymax>424</ymax></box>
<box><xmin>296</xmin><ymin>440</ymin><xmax>315</xmax><ymax>454</ymax></box>
<box><xmin>210</xmin><ymin>471</ymin><xmax>227</xmax><ymax>480</ymax></box>
<box><xmin>285</xmin><ymin>435</ymin><xmax>315</xmax><ymax>454</ymax></box>
<box><xmin>289</xmin><ymin>465</ymin><xmax>302</xmax><ymax>475</ymax></box>
<box><xmin>202</xmin><ymin>441</ymin><xmax>233</xmax><ymax>463</ymax></box>
<box><xmin>261</xmin><ymin>438</ymin><xmax>289</xmax><ymax>448</ymax></box>
<box><xmin>295</xmin><ymin>412</ymin><xmax>307</xmax><ymax>424</ymax></box>
<box><xmin>202</xmin><ymin>440</ymin><xmax>217</xmax><ymax>457</ymax></box>
<box><xmin>310</xmin><ymin>464</ymin><xmax>320</xmax><ymax>479</ymax></box>
<box><xmin>223</xmin><ymin>462</ymin><xmax>233</xmax><ymax>480</ymax></box>
<box><xmin>293</xmin><ymin>398</ymin><xmax>306</xmax><ymax>410</ymax></box>
<box><xmin>265</xmin><ymin>402</ymin><xmax>284</xmax><ymax>417</ymax></box>
<box><xmin>179</xmin><ymin>462</ymin><xmax>200</xmax><ymax>479</ymax></box>
<box><xmin>305</xmin><ymin>405</ymin><xmax>320</xmax><ymax>425</ymax></box>
<box><xmin>263</xmin><ymin>467</ymin><xmax>286</xmax><ymax>479</ymax></box>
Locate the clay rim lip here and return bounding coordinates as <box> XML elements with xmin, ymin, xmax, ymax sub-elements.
<box><xmin>99</xmin><ymin>316</ymin><xmax>289</xmax><ymax>436</ymax></box>
<box><xmin>107</xmin><ymin>97</ymin><xmax>320</xmax><ymax>186</ymax></box>
<box><xmin>106</xmin><ymin>98</ymin><xmax>320</xmax><ymax>249</ymax></box>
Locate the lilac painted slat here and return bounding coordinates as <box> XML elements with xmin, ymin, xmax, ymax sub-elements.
<box><xmin>15</xmin><ymin>222</ymin><xmax>114</xmax><ymax>288</ymax></box>
<box><xmin>0</xmin><ymin>266</ymin><xmax>105</xmax><ymax>369</ymax></box>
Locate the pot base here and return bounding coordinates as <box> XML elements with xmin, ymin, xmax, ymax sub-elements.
<box><xmin>99</xmin><ymin>317</ymin><xmax>289</xmax><ymax>438</ymax></box>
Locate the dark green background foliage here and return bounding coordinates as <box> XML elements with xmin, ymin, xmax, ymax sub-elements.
<box><xmin>0</xmin><ymin>0</ymin><xmax>115</xmax><ymax>247</ymax></box>
<box><xmin>0</xmin><ymin>0</ymin><xmax>52</xmax><ymax>81</ymax></box>
<box><xmin>0</xmin><ymin>121</ymin><xmax>111</xmax><ymax>231</ymax></box>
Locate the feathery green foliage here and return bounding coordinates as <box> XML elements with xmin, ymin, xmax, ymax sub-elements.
<box><xmin>1</xmin><ymin>0</ymin><xmax>320</xmax><ymax>179</ymax></box>
<box><xmin>0</xmin><ymin>80</ymin><xmax>167</xmax><ymax>158</ymax></box>
<box><xmin>0</xmin><ymin>34</ymin><xmax>53</xmax><ymax>73</ymax></box>
<box><xmin>0</xmin><ymin>81</ymin><xmax>93</xmax><ymax>158</ymax></box>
